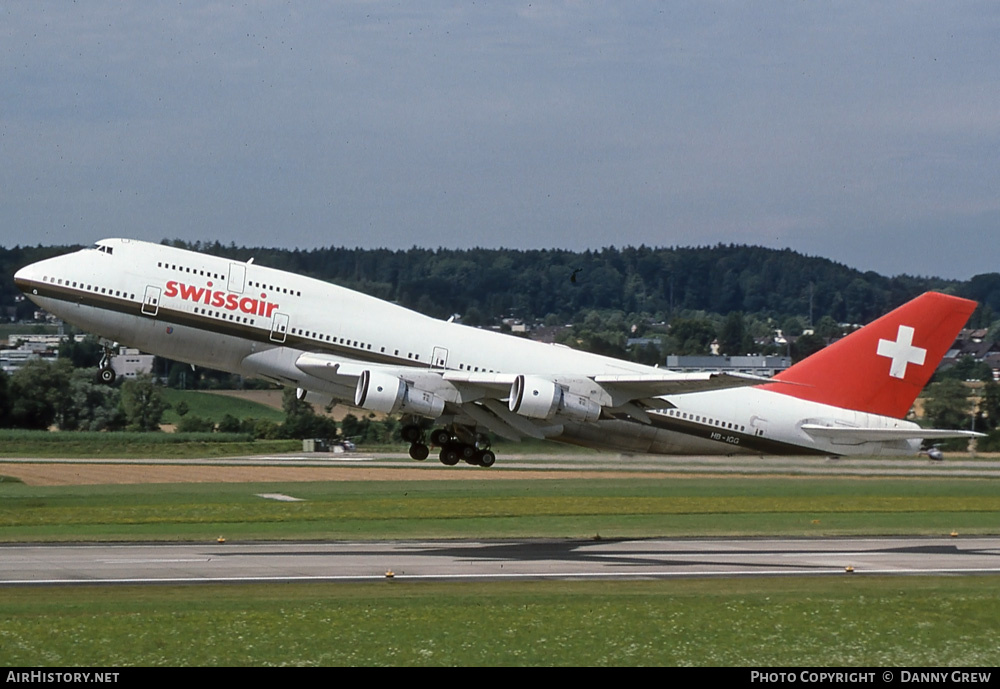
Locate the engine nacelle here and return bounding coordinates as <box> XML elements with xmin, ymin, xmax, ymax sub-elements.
<box><xmin>509</xmin><ymin>374</ymin><xmax>601</xmax><ymax>423</ymax></box>
<box><xmin>296</xmin><ymin>387</ymin><xmax>335</xmax><ymax>408</ymax></box>
<box><xmin>354</xmin><ymin>370</ymin><xmax>446</xmax><ymax>418</ymax></box>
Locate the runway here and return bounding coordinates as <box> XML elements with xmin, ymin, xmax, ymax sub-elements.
<box><xmin>4</xmin><ymin>536</ymin><xmax>1000</xmax><ymax>585</ymax></box>
<box><xmin>4</xmin><ymin>454</ymin><xmax>999</xmax><ymax>587</ymax></box>
<box><xmin>5</xmin><ymin>451</ymin><xmax>1000</xmax><ymax>486</ymax></box>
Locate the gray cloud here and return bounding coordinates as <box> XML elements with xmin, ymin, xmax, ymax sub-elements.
<box><xmin>2</xmin><ymin>2</ymin><xmax>998</xmax><ymax>278</ymax></box>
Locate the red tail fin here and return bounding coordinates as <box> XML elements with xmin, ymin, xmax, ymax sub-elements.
<box><xmin>765</xmin><ymin>292</ymin><xmax>977</xmax><ymax>418</ymax></box>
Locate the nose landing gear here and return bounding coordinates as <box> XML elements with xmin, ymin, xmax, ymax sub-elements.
<box><xmin>97</xmin><ymin>341</ymin><xmax>118</xmax><ymax>385</ymax></box>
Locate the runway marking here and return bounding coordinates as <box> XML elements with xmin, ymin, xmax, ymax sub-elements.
<box><xmin>254</xmin><ymin>456</ymin><xmax>375</xmax><ymax>462</ymax></box>
<box><xmin>256</xmin><ymin>493</ymin><xmax>304</xmax><ymax>501</ymax></box>
<box><xmin>102</xmin><ymin>558</ymin><xmax>212</xmax><ymax>564</ymax></box>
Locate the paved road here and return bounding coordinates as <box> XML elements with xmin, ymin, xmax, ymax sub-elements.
<box><xmin>4</xmin><ymin>537</ymin><xmax>999</xmax><ymax>585</ymax></box>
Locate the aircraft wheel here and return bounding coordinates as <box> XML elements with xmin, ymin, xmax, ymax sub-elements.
<box><xmin>409</xmin><ymin>443</ymin><xmax>429</xmax><ymax>461</ymax></box>
<box><xmin>439</xmin><ymin>445</ymin><xmax>461</xmax><ymax>466</ymax></box>
<box><xmin>430</xmin><ymin>428</ymin><xmax>452</xmax><ymax>446</ymax></box>
<box><xmin>98</xmin><ymin>367</ymin><xmax>116</xmax><ymax>385</ymax></box>
<box><xmin>460</xmin><ymin>444</ymin><xmax>478</xmax><ymax>461</ymax></box>
<box><xmin>478</xmin><ymin>450</ymin><xmax>496</xmax><ymax>468</ymax></box>
<box><xmin>401</xmin><ymin>424</ymin><xmax>423</xmax><ymax>444</ymax></box>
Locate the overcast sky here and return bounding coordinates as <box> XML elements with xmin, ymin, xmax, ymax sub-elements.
<box><xmin>3</xmin><ymin>2</ymin><xmax>998</xmax><ymax>279</ymax></box>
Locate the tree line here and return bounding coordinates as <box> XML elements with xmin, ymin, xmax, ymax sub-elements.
<box><xmin>0</xmin><ymin>358</ymin><xmax>344</xmax><ymax>440</ymax></box>
<box><xmin>163</xmin><ymin>241</ymin><xmax>977</xmax><ymax>326</ymax></box>
<box><xmin>4</xmin><ymin>241</ymin><xmax>1000</xmax><ymax>327</ymax></box>
<box><xmin>3</xmin><ymin>240</ymin><xmax>1000</xmax><ymax>446</ymax></box>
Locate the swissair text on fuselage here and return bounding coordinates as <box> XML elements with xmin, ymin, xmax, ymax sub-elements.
<box><xmin>164</xmin><ymin>280</ymin><xmax>280</xmax><ymax>318</ymax></box>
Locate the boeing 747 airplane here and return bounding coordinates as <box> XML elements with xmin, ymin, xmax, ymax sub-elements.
<box><xmin>14</xmin><ymin>238</ymin><xmax>982</xmax><ymax>466</ymax></box>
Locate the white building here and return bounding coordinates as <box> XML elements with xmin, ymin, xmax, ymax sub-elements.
<box><xmin>111</xmin><ymin>348</ymin><xmax>154</xmax><ymax>379</ymax></box>
<box><xmin>664</xmin><ymin>355</ymin><xmax>792</xmax><ymax>378</ymax></box>
<box><xmin>0</xmin><ymin>346</ymin><xmax>57</xmax><ymax>374</ymax></box>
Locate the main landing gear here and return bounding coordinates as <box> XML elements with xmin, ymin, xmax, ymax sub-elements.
<box><xmin>97</xmin><ymin>341</ymin><xmax>118</xmax><ymax>385</ymax></box>
<box><xmin>400</xmin><ymin>423</ymin><xmax>496</xmax><ymax>468</ymax></box>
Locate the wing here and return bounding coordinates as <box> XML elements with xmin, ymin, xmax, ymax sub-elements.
<box><xmin>291</xmin><ymin>351</ymin><xmax>773</xmax><ymax>440</ymax></box>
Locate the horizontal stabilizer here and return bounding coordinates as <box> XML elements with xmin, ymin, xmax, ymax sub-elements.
<box><xmin>801</xmin><ymin>424</ymin><xmax>984</xmax><ymax>442</ymax></box>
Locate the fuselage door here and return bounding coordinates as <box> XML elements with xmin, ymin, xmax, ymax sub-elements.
<box><xmin>270</xmin><ymin>312</ymin><xmax>289</xmax><ymax>343</ymax></box>
<box><xmin>141</xmin><ymin>285</ymin><xmax>161</xmax><ymax>317</ymax></box>
<box><xmin>431</xmin><ymin>346</ymin><xmax>449</xmax><ymax>369</ymax></box>
<box><xmin>228</xmin><ymin>263</ymin><xmax>246</xmax><ymax>294</ymax></box>
<box><xmin>749</xmin><ymin>414</ymin><xmax>769</xmax><ymax>438</ymax></box>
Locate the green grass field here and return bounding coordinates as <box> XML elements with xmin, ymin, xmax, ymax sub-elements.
<box><xmin>2</xmin><ymin>577</ymin><xmax>998</xmax><ymax>666</ymax></box>
<box><xmin>0</xmin><ymin>429</ymin><xmax>299</xmax><ymax>458</ymax></box>
<box><xmin>2</xmin><ymin>476</ymin><xmax>998</xmax><ymax>542</ymax></box>
<box><xmin>159</xmin><ymin>389</ymin><xmax>285</xmax><ymax>425</ymax></box>
<box><xmin>3</xmin><ymin>464</ymin><xmax>998</xmax><ymax>666</ymax></box>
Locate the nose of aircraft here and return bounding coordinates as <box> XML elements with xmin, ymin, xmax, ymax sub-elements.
<box><xmin>13</xmin><ymin>263</ymin><xmax>36</xmax><ymax>294</ymax></box>
<box><xmin>13</xmin><ymin>257</ymin><xmax>54</xmax><ymax>298</ymax></box>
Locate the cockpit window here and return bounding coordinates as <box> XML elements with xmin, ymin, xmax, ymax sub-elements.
<box><xmin>91</xmin><ymin>244</ymin><xmax>114</xmax><ymax>255</ymax></box>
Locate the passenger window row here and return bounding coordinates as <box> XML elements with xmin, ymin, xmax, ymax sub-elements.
<box><xmin>249</xmin><ymin>280</ymin><xmax>301</xmax><ymax>297</ymax></box>
<box><xmin>665</xmin><ymin>408</ymin><xmax>747</xmax><ymax>433</ymax></box>
<box><xmin>157</xmin><ymin>261</ymin><xmax>225</xmax><ymax>281</ymax></box>
<box><xmin>191</xmin><ymin>306</ymin><xmax>255</xmax><ymax>325</ymax></box>
<box><xmin>41</xmin><ymin>275</ymin><xmax>135</xmax><ymax>301</ymax></box>
<box><xmin>155</xmin><ymin>262</ymin><xmax>304</xmax><ymax>299</ymax></box>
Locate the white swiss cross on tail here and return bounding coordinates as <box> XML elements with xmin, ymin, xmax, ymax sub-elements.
<box><xmin>876</xmin><ymin>324</ymin><xmax>927</xmax><ymax>379</ymax></box>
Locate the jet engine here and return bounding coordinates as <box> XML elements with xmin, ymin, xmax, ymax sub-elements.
<box><xmin>355</xmin><ymin>369</ymin><xmax>446</xmax><ymax>418</ymax></box>
<box><xmin>508</xmin><ymin>374</ymin><xmax>601</xmax><ymax>423</ymax></box>
<box><xmin>296</xmin><ymin>388</ymin><xmax>335</xmax><ymax>408</ymax></box>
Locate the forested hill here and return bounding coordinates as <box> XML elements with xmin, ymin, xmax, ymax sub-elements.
<box><xmin>4</xmin><ymin>241</ymin><xmax>999</xmax><ymax>326</ymax></box>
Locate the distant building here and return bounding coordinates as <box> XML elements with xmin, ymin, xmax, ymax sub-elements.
<box><xmin>528</xmin><ymin>324</ymin><xmax>571</xmax><ymax>344</ymax></box>
<box><xmin>664</xmin><ymin>355</ymin><xmax>792</xmax><ymax>378</ymax></box>
<box><xmin>942</xmin><ymin>328</ymin><xmax>1000</xmax><ymax>381</ymax></box>
<box><xmin>4</xmin><ymin>333</ymin><xmax>86</xmax><ymax>347</ymax></box>
<box><xmin>0</xmin><ymin>344</ymin><xmax>57</xmax><ymax>374</ymax></box>
<box><xmin>111</xmin><ymin>347</ymin><xmax>154</xmax><ymax>379</ymax></box>
<box><xmin>626</xmin><ymin>337</ymin><xmax>663</xmax><ymax>348</ymax></box>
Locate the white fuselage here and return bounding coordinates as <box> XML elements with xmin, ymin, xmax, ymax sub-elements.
<box><xmin>15</xmin><ymin>239</ymin><xmax>924</xmax><ymax>456</ymax></box>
